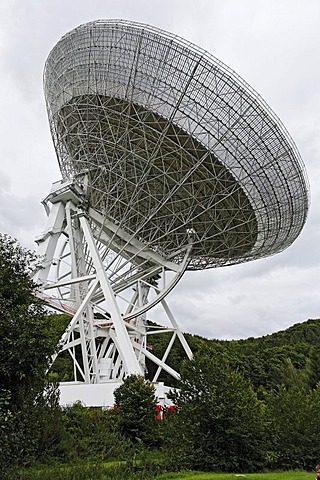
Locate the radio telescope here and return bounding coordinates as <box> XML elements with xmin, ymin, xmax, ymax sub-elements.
<box><xmin>34</xmin><ymin>19</ymin><xmax>309</xmax><ymax>406</ymax></box>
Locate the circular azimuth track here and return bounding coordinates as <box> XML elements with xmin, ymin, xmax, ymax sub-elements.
<box><xmin>44</xmin><ymin>19</ymin><xmax>309</xmax><ymax>270</ymax></box>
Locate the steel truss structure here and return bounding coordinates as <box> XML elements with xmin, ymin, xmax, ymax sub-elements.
<box><xmin>34</xmin><ymin>20</ymin><xmax>309</xmax><ymax>399</ymax></box>
<box><xmin>35</xmin><ymin>180</ymin><xmax>192</xmax><ymax>384</ymax></box>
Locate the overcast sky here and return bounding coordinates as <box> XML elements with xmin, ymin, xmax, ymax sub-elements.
<box><xmin>0</xmin><ymin>0</ymin><xmax>319</xmax><ymax>340</ymax></box>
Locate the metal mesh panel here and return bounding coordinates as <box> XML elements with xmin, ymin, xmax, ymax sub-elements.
<box><xmin>44</xmin><ymin>19</ymin><xmax>309</xmax><ymax>270</ymax></box>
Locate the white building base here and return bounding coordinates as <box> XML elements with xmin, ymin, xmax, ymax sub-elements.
<box><xmin>59</xmin><ymin>381</ymin><xmax>174</xmax><ymax>408</ymax></box>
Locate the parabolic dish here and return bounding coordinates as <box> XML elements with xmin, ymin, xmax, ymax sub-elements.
<box><xmin>44</xmin><ymin>19</ymin><xmax>309</xmax><ymax>270</ymax></box>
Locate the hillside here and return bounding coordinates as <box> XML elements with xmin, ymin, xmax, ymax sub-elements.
<box><xmin>148</xmin><ymin>317</ymin><xmax>320</xmax><ymax>390</ymax></box>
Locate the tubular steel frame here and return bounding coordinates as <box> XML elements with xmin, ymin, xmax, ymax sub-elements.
<box><xmin>34</xmin><ymin>180</ymin><xmax>193</xmax><ymax>384</ymax></box>
<box><xmin>35</xmin><ymin>20</ymin><xmax>309</xmax><ymax>390</ymax></box>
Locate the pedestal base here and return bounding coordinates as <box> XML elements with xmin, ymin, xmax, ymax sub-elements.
<box><xmin>59</xmin><ymin>381</ymin><xmax>174</xmax><ymax>408</ymax></box>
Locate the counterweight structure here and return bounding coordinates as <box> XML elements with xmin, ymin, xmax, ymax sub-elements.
<box><xmin>34</xmin><ymin>19</ymin><xmax>309</xmax><ymax>405</ymax></box>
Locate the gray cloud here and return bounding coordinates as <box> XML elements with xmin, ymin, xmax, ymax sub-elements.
<box><xmin>0</xmin><ymin>190</ymin><xmax>46</xmax><ymax>249</ymax></box>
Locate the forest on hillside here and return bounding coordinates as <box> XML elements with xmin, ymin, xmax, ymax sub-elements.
<box><xmin>146</xmin><ymin>316</ymin><xmax>320</xmax><ymax>391</ymax></box>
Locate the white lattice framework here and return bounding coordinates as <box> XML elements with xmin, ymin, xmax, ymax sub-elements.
<box><xmin>34</xmin><ymin>19</ymin><xmax>309</xmax><ymax>391</ymax></box>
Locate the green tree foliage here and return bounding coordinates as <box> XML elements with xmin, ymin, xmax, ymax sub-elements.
<box><xmin>146</xmin><ymin>317</ymin><xmax>320</xmax><ymax>392</ymax></box>
<box><xmin>0</xmin><ymin>235</ymin><xmax>49</xmax><ymax>399</ymax></box>
<box><xmin>60</xmin><ymin>402</ymin><xmax>132</xmax><ymax>461</ymax></box>
<box><xmin>114</xmin><ymin>374</ymin><xmax>159</xmax><ymax>446</ymax></box>
<box><xmin>233</xmin><ymin>319</ymin><xmax>320</xmax><ymax>391</ymax></box>
<box><xmin>166</xmin><ymin>351</ymin><xmax>267</xmax><ymax>472</ymax></box>
<box><xmin>262</xmin><ymin>375</ymin><xmax>320</xmax><ymax>471</ymax></box>
<box><xmin>0</xmin><ymin>234</ymin><xmax>60</xmax><ymax>475</ymax></box>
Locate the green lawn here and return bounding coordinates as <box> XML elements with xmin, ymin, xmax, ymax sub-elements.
<box><xmin>156</xmin><ymin>472</ymin><xmax>314</xmax><ymax>480</ymax></box>
<box><xmin>9</xmin><ymin>466</ymin><xmax>315</xmax><ymax>480</ymax></box>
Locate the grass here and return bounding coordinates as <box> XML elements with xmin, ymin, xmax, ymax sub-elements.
<box><xmin>155</xmin><ymin>472</ymin><xmax>314</xmax><ymax>480</ymax></box>
<box><xmin>8</xmin><ymin>465</ymin><xmax>315</xmax><ymax>480</ymax></box>
<box><xmin>8</xmin><ymin>460</ymin><xmax>161</xmax><ymax>480</ymax></box>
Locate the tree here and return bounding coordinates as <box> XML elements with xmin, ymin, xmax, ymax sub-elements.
<box><xmin>166</xmin><ymin>350</ymin><xmax>267</xmax><ymax>472</ymax></box>
<box><xmin>263</xmin><ymin>375</ymin><xmax>320</xmax><ymax>470</ymax></box>
<box><xmin>0</xmin><ymin>234</ymin><xmax>58</xmax><ymax>475</ymax></box>
<box><xmin>114</xmin><ymin>374</ymin><xmax>158</xmax><ymax>446</ymax></box>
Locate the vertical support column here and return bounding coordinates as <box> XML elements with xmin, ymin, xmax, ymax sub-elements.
<box><xmin>33</xmin><ymin>202</ymin><xmax>66</xmax><ymax>285</ymax></box>
<box><xmin>65</xmin><ymin>201</ymin><xmax>81</xmax><ymax>304</ymax></box>
<box><xmin>85</xmin><ymin>306</ymin><xmax>100</xmax><ymax>383</ymax></box>
<box><xmin>65</xmin><ymin>200</ymin><xmax>99</xmax><ymax>382</ymax></box>
<box><xmin>135</xmin><ymin>282</ymin><xmax>149</xmax><ymax>372</ymax></box>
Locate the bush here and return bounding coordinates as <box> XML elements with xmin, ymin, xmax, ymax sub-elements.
<box><xmin>61</xmin><ymin>402</ymin><xmax>133</xmax><ymax>461</ymax></box>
